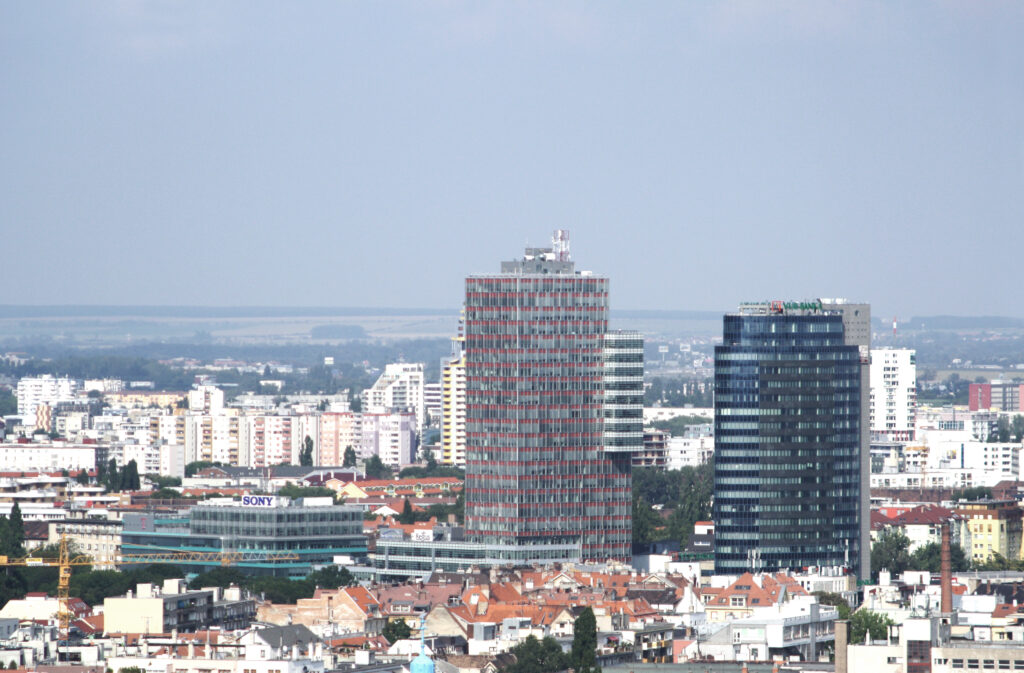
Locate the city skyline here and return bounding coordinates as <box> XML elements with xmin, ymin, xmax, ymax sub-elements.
<box><xmin>3</xmin><ymin>4</ymin><xmax>1023</xmax><ymax>318</ymax></box>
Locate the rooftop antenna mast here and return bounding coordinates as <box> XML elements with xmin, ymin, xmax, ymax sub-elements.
<box><xmin>552</xmin><ymin>229</ymin><xmax>571</xmax><ymax>262</ymax></box>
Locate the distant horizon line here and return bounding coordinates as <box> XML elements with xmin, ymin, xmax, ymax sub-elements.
<box><xmin>0</xmin><ymin>304</ymin><xmax>725</xmax><ymax>320</ymax></box>
<box><xmin>1</xmin><ymin>305</ymin><xmax>1023</xmax><ymax>324</ymax></box>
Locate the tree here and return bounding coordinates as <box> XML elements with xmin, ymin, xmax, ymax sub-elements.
<box><xmin>1013</xmin><ymin>415</ymin><xmax>1024</xmax><ymax>443</ymax></box>
<box><xmin>8</xmin><ymin>503</ymin><xmax>24</xmax><ymax>555</ymax></box>
<box><xmin>104</xmin><ymin>458</ymin><xmax>119</xmax><ymax>491</ymax></box>
<box><xmin>503</xmin><ymin>635</ymin><xmax>569</xmax><ymax>673</ymax></box>
<box><xmin>571</xmin><ymin>607</ymin><xmax>599</xmax><ymax>673</ymax></box>
<box><xmin>75</xmin><ymin>470</ymin><xmax>90</xmax><ymax>485</ymax></box>
<box><xmin>364</xmin><ymin>455</ymin><xmax>392</xmax><ymax>480</ymax></box>
<box><xmin>908</xmin><ymin>541</ymin><xmax>969</xmax><ymax>573</ymax></box>
<box><xmin>632</xmin><ymin>496</ymin><xmax>662</xmax><ymax>545</ymax></box>
<box><xmin>188</xmin><ymin>567</ymin><xmax>248</xmax><ymax>590</ymax></box>
<box><xmin>398</xmin><ymin>498</ymin><xmax>416</xmax><ymax>524</ymax></box>
<box><xmin>343</xmin><ymin>446</ymin><xmax>357</xmax><ymax>468</ymax></box>
<box><xmin>850</xmin><ymin>610</ymin><xmax>894</xmax><ymax>644</ymax></box>
<box><xmin>307</xmin><ymin>565</ymin><xmax>355</xmax><ymax>589</ymax></box>
<box><xmin>953</xmin><ymin>486</ymin><xmax>993</xmax><ymax>501</ymax></box>
<box><xmin>813</xmin><ymin>592</ymin><xmax>852</xmax><ymax>620</ymax></box>
<box><xmin>871</xmin><ymin>528</ymin><xmax>911</xmax><ymax>581</ymax></box>
<box><xmin>300</xmin><ymin>436</ymin><xmax>314</xmax><ymax>467</ymax></box>
<box><xmin>185</xmin><ymin>461</ymin><xmax>222</xmax><ymax>477</ymax></box>
<box><xmin>120</xmin><ymin>460</ymin><xmax>141</xmax><ymax>491</ymax></box>
<box><xmin>990</xmin><ymin>416</ymin><xmax>1012</xmax><ymax>443</ymax></box>
<box><xmin>382</xmin><ymin>618</ymin><xmax>411</xmax><ymax>644</ymax></box>
<box><xmin>277</xmin><ymin>484</ymin><xmax>337</xmax><ymax>500</ymax></box>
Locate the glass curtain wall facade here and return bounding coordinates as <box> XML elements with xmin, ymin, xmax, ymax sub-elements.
<box><xmin>463</xmin><ymin>250</ymin><xmax>631</xmax><ymax>561</ymax></box>
<box><xmin>713</xmin><ymin>307</ymin><xmax>863</xmax><ymax>576</ymax></box>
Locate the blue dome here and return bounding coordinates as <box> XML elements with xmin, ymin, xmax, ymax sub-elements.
<box><xmin>410</xmin><ymin>651</ymin><xmax>434</xmax><ymax>673</ymax></box>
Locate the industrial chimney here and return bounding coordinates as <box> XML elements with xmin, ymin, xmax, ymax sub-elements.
<box><xmin>941</xmin><ymin>521</ymin><xmax>953</xmax><ymax>615</ymax></box>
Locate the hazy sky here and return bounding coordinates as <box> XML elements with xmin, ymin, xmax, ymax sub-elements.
<box><xmin>2</xmin><ymin>2</ymin><xmax>1022</xmax><ymax>319</ymax></box>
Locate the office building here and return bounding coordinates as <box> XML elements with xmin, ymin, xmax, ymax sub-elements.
<box><xmin>463</xmin><ymin>234</ymin><xmax>631</xmax><ymax>562</ymax></box>
<box><xmin>713</xmin><ymin>299</ymin><xmax>870</xmax><ymax>578</ymax></box>
<box><xmin>969</xmin><ymin>381</ymin><xmax>1024</xmax><ymax>412</ymax></box>
<box><xmin>121</xmin><ymin>496</ymin><xmax>366</xmax><ymax>577</ymax></box>
<box><xmin>604</xmin><ymin>330</ymin><xmax>645</xmax><ymax>456</ymax></box>
<box><xmin>870</xmin><ymin>348</ymin><xmax>917</xmax><ymax>442</ymax></box>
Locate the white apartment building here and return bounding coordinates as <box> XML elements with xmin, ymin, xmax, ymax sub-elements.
<box><xmin>362</xmin><ymin>363</ymin><xmax>426</xmax><ymax>433</ymax></box>
<box><xmin>188</xmin><ymin>385</ymin><xmax>225</xmax><ymax>415</ymax></box>
<box><xmin>319</xmin><ymin>412</ymin><xmax>361</xmax><ymax>466</ymax></box>
<box><xmin>360</xmin><ymin>412</ymin><xmax>416</xmax><ymax>467</ymax></box>
<box><xmin>184</xmin><ymin>414</ymin><xmax>242</xmax><ymax>465</ymax></box>
<box><xmin>440</xmin><ymin>354</ymin><xmax>466</xmax><ymax>466</ymax></box>
<box><xmin>83</xmin><ymin>378</ymin><xmax>124</xmax><ymax>393</ymax></box>
<box><xmin>16</xmin><ymin>376</ymin><xmax>78</xmax><ymax>418</ymax></box>
<box><xmin>871</xmin><ymin>348</ymin><xmax>917</xmax><ymax>442</ymax></box>
<box><xmin>666</xmin><ymin>435</ymin><xmax>714</xmax><ymax>470</ymax></box>
<box><xmin>243</xmin><ymin>415</ymin><xmax>299</xmax><ymax>467</ymax></box>
<box><xmin>0</xmin><ymin>443</ymin><xmax>96</xmax><ymax>473</ymax></box>
<box><xmin>423</xmin><ymin>382</ymin><xmax>442</xmax><ymax>426</ymax></box>
<box><xmin>916</xmin><ymin>406</ymin><xmax>998</xmax><ymax>442</ymax></box>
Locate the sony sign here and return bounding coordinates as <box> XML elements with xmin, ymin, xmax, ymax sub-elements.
<box><xmin>241</xmin><ymin>495</ymin><xmax>277</xmax><ymax>507</ymax></box>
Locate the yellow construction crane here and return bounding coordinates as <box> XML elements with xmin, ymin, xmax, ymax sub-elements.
<box><xmin>0</xmin><ymin>534</ymin><xmax>299</xmax><ymax>644</ymax></box>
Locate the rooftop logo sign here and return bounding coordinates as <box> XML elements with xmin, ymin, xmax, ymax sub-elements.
<box><xmin>241</xmin><ymin>495</ymin><xmax>276</xmax><ymax>507</ymax></box>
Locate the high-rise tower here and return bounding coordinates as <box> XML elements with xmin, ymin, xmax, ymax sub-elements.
<box><xmin>713</xmin><ymin>299</ymin><xmax>869</xmax><ymax>578</ymax></box>
<box><xmin>463</xmin><ymin>233</ymin><xmax>632</xmax><ymax>561</ymax></box>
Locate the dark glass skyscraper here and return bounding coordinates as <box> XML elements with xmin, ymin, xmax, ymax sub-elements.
<box><xmin>713</xmin><ymin>300</ymin><xmax>869</xmax><ymax>578</ymax></box>
<box><xmin>463</xmin><ymin>237</ymin><xmax>632</xmax><ymax>562</ymax></box>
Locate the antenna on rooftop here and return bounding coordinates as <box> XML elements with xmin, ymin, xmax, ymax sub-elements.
<box><xmin>552</xmin><ymin>229</ymin><xmax>571</xmax><ymax>262</ymax></box>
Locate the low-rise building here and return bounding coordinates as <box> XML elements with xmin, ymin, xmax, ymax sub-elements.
<box><xmin>103</xmin><ymin>580</ymin><xmax>255</xmax><ymax>634</ymax></box>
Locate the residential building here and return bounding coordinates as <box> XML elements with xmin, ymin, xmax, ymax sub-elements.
<box><xmin>871</xmin><ymin>348</ymin><xmax>917</xmax><ymax>442</ymax></box>
<box><xmin>184</xmin><ymin>414</ymin><xmax>242</xmax><ymax>465</ymax></box>
<box><xmin>103</xmin><ymin>580</ymin><xmax>255</xmax><ymax>634</ymax></box>
<box><xmin>634</xmin><ymin>429</ymin><xmax>668</xmax><ymax>468</ymax></box>
<box><xmin>188</xmin><ymin>385</ymin><xmax>225</xmax><ymax>415</ymax></box>
<box><xmin>361</xmin><ymin>412</ymin><xmax>417</xmax><ymax>467</ymax></box>
<box><xmin>49</xmin><ymin>518</ymin><xmax>123</xmax><ymax>568</ymax></box>
<box><xmin>713</xmin><ymin>299</ymin><xmax>869</xmax><ymax>578</ymax></box>
<box><xmin>319</xmin><ymin>412</ymin><xmax>361</xmax><ymax>466</ymax></box>
<box><xmin>440</xmin><ymin>353</ymin><xmax>467</xmax><ymax>467</ymax></box>
<box><xmin>0</xmin><ymin>443</ymin><xmax>96</xmax><ymax>473</ymax></box>
<box><xmin>463</xmin><ymin>235</ymin><xmax>631</xmax><ymax>562</ymax></box>
<box><xmin>424</xmin><ymin>382</ymin><xmax>442</xmax><ymax>427</ymax></box>
<box><xmin>16</xmin><ymin>376</ymin><xmax>78</xmax><ymax>418</ymax></box>
<box><xmin>364</xmin><ymin>363</ymin><xmax>427</xmax><ymax>433</ymax></box>
<box><xmin>954</xmin><ymin>499</ymin><xmax>1023</xmax><ymax>564</ymax></box>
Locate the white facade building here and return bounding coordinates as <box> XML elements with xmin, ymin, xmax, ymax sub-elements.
<box><xmin>0</xmin><ymin>443</ymin><xmax>96</xmax><ymax>473</ymax></box>
<box><xmin>16</xmin><ymin>376</ymin><xmax>78</xmax><ymax>418</ymax></box>
<box><xmin>666</xmin><ymin>435</ymin><xmax>714</xmax><ymax>470</ymax></box>
<box><xmin>363</xmin><ymin>363</ymin><xmax>426</xmax><ymax>433</ymax></box>
<box><xmin>871</xmin><ymin>348</ymin><xmax>917</xmax><ymax>442</ymax></box>
<box><xmin>188</xmin><ymin>385</ymin><xmax>225</xmax><ymax>415</ymax></box>
<box><xmin>360</xmin><ymin>412</ymin><xmax>416</xmax><ymax>467</ymax></box>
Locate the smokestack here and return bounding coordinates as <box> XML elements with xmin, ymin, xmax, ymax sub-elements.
<box><xmin>941</xmin><ymin>521</ymin><xmax>953</xmax><ymax>614</ymax></box>
<box><xmin>835</xmin><ymin>620</ymin><xmax>849</xmax><ymax>673</ymax></box>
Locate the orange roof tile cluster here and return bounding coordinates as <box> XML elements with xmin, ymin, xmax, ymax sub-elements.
<box><xmin>702</xmin><ymin>572</ymin><xmax>808</xmax><ymax>609</ymax></box>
